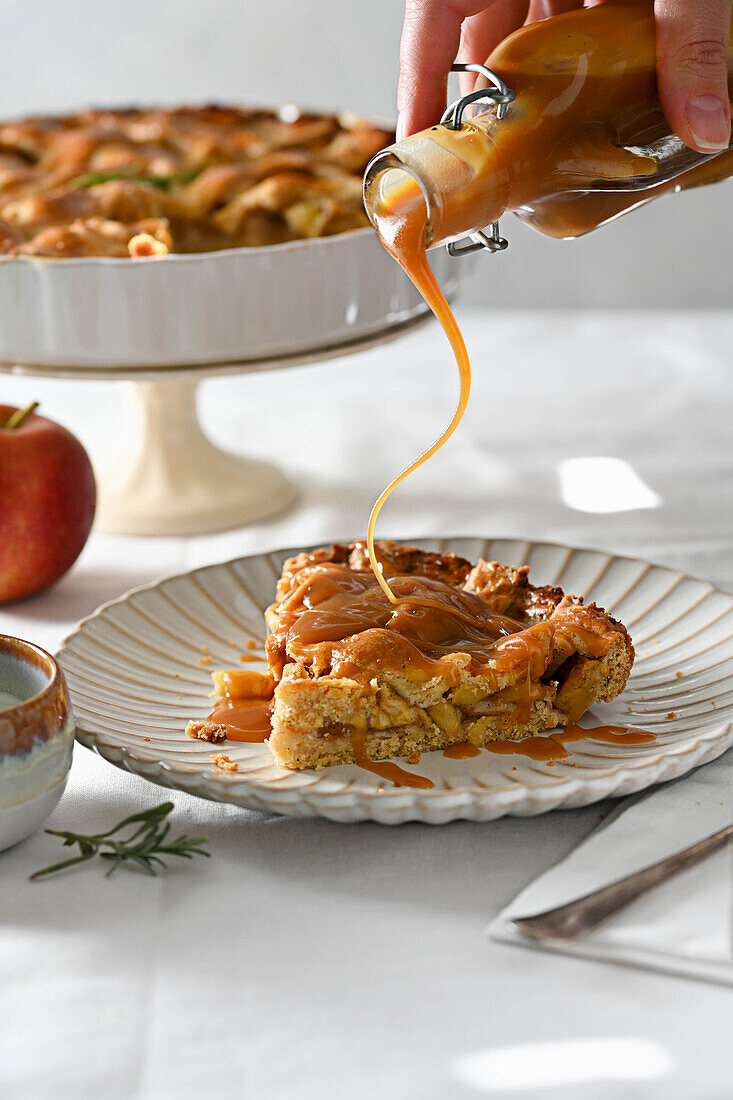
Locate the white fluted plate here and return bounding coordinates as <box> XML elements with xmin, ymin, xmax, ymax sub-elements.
<box><xmin>58</xmin><ymin>539</ymin><xmax>733</xmax><ymax>823</ymax></box>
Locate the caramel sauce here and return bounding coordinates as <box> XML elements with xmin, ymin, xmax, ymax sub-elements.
<box><xmin>483</xmin><ymin>721</ymin><xmax>656</xmax><ymax>760</ymax></box>
<box><xmin>351</xmin><ymin>726</ymin><xmax>435</xmax><ymax>788</ymax></box>
<box><xmin>489</xmin><ymin>622</ymin><xmax>555</xmax><ymax>677</ymax></box>
<box><xmin>208</xmin><ymin>697</ymin><xmax>272</xmax><ymax>742</ymax></box>
<box><xmin>268</xmin><ymin>556</ymin><xmax>529</xmax><ymax>682</ymax></box>
<box><xmin>205</xmin><ymin>668</ymin><xmax>274</xmax><ymax>742</ymax></box>
<box><xmin>366</xmin><ymin>170</ymin><xmax>470</xmax><ymax>603</ymax></box>
<box><xmin>561</xmin><ymin>721</ymin><xmax>656</xmax><ymax>746</ymax></box>
<box><xmin>443</xmin><ymin>741</ymin><xmax>482</xmax><ymax>759</ymax></box>
<box><xmin>485</xmin><ymin>734</ymin><xmax>570</xmax><ymax>760</ymax></box>
<box><xmin>365</xmin><ymin>0</ymin><xmax>733</xmax><ymax>250</ymax></box>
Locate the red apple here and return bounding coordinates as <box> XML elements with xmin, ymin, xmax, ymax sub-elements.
<box><xmin>0</xmin><ymin>402</ymin><xmax>96</xmax><ymax>603</ymax></box>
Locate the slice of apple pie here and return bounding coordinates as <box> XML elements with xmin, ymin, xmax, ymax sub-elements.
<box><xmin>189</xmin><ymin>541</ymin><xmax>634</xmax><ymax>772</ymax></box>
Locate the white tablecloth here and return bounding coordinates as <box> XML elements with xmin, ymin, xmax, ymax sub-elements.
<box><xmin>1</xmin><ymin>309</ymin><xmax>732</xmax><ymax>1099</ymax></box>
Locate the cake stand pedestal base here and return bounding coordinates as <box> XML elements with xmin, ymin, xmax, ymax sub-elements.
<box><xmin>96</xmin><ymin>379</ymin><xmax>296</xmax><ymax>536</ymax></box>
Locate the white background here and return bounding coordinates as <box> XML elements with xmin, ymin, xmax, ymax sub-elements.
<box><xmin>3</xmin><ymin>0</ymin><xmax>732</xmax><ymax>307</ymax></box>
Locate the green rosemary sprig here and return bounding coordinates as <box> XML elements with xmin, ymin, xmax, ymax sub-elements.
<box><xmin>29</xmin><ymin>801</ymin><xmax>210</xmax><ymax>881</ymax></box>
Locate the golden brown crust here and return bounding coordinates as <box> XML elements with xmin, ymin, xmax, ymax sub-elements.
<box><xmin>273</xmin><ymin>540</ymin><xmax>473</xmax><ymax>604</ymax></box>
<box><xmin>347</xmin><ymin>540</ymin><xmax>474</xmax><ymax>585</ymax></box>
<box><xmin>464</xmin><ymin>560</ymin><xmax>565</xmax><ymax>620</ymax></box>
<box><xmin>0</xmin><ymin>106</ymin><xmax>393</xmax><ymax>257</ymax></box>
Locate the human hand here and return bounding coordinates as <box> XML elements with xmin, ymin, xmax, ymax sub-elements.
<box><xmin>397</xmin><ymin>0</ymin><xmax>731</xmax><ymax>154</ymax></box>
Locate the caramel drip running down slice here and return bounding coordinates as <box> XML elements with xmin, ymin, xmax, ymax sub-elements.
<box><xmin>351</xmin><ymin>725</ymin><xmax>435</xmax><ymax>788</ymax></box>
<box><xmin>366</xmin><ymin>173</ymin><xmax>470</xmax><ymax>604</ymax></box>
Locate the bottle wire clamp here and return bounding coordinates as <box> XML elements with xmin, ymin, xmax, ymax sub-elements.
<box><xmin>362</xmin><ymin>63</ymin><xmax>515</xmax><ymax>261</ymax></box>
<box><xmin>442</xmin><ymin>63</ymin><xmax>515</xmax><ymax>257</ymax></box>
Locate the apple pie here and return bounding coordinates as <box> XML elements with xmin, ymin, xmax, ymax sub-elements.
<box><xmin>189</xmin><ymin>541</ymin><xmax>635</xmax><ymax>772</ymax></box>
<box><xmin>0</xmin><ymin>106</ymin><xmax>392</xmax><ymax>257</ymax></box>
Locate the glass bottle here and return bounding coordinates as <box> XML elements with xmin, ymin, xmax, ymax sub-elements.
<box><xmin>363</xmin><ymin>0</ymin><xmax>733</xmax><ymax>246</ymax></box>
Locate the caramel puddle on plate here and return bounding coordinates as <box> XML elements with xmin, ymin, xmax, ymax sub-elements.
<box><xmin>206</xmin><ymin>674</ymin><xmax>655</xmax><ymax>787</ymax></box>
<box><xmin>348</xmin><ymin>721</ymin><xmax>656</xmax><ymax>787</ymax></box>
<box><xmin>481</xmin><ymin>722</ymin><xmax>656</xmax><ymax>762</ymax></box>
<box><xmin>561</xmin><ymin>722</ymin><xmax>657</xmax><ymax>746</ymax></box>
<box><xmin>208</xmin><ymin>697</ymin><xmax>273</xmax><ymax>743</ymax></box>
<box><xmin>443</xmin><ymin>741</ymin><xmax>483</xmax><ymax>759</ymax></box>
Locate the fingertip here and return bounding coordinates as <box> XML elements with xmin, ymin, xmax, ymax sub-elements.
<box><xmin>685</xmin><ymin>94</ymin><xmax>731</xmax><ymax>153</ymax></box>
<box><xmin>397</xmin><ymin>0</ymin><xmax>465</xmax><ymax>138</ymax></box>
<box><xmin>659</xmin><ymin>88</ymin><xmax>731</xmax><ymax>155</ymax></box>
<box><xmin>397</xmin><ymin>72</ymin><xmax>449</xmax><ymax>138</ymax></box>
<box><xmin>654</xmin><ymin>0</ymin><xmax>732</xmax><ymax>155</ymax></box>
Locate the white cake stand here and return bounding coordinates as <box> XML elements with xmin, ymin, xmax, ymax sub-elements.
<box><xmin>0</xmin><ymin>227</ymin><xmax>470</xmax><ymax>536</ymax></box>
<box><xmin>0</xmin><ymin>314</ymin><xmax>431</xmax><ymax>536</ymax></box>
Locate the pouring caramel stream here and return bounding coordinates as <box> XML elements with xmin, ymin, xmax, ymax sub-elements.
<box><xmin>366</xmin><ymin>173</ymin><xmax>470</xmax><ymax>604</ymax></box>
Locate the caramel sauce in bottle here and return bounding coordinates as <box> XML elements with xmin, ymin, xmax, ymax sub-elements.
<box><xmin>364</xmin><ymin>0</ymin><xmax>733</xmax><ymax>249</ymax></box>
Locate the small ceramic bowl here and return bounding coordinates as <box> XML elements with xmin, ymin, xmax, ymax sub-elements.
<box><xmin>0</xmin><ymin>635</ymin><xmax>74</xmax><ymax>852</ymax></box>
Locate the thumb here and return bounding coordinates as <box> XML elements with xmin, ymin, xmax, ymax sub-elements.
<box><xmin>655</xmin><ymin>0</ymin><xmax>732</xmax><ymax>153</ymax></box>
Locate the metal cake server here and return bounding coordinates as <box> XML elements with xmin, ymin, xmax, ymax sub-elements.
<box><xmin>512</xmin><ymin>823</ymin><xmax>733</xmax><ymax>944</ymax></box>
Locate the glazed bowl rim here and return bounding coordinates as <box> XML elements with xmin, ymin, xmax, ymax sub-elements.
<box><xmin>0</xmin><ymin>633</ymin><xmax>60</xmax><ymax>717</ymax></box>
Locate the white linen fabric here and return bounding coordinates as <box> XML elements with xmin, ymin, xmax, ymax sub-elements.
<box><xmin>489</xmin><ymin>751</ymin><xmax>733</xmax><ymax>985</ymax></box>
<box><xmin>1</xmin><ymin>311</ymin><xmax>733</xmax><ymax>1100</ymax></box>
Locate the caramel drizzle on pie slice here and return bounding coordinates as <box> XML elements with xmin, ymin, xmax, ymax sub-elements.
<box><xmin>198</xmin><ymin>549</ymin><xmax>645</xmax><ymax>787</ymax></box>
